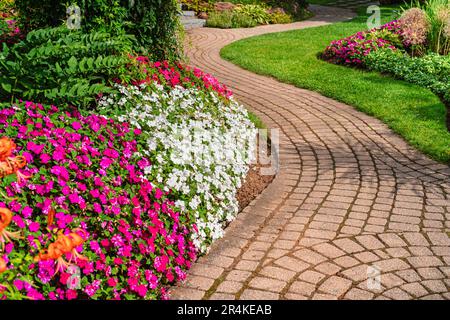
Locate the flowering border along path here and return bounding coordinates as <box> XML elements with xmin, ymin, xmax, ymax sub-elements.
<box><xmin>170</xmin><ymin>5</ymin><xmax>450</xmax><ymax>300</ymax></box>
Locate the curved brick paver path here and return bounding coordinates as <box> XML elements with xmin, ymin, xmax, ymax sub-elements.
<box><xmin>171</xmin><ymin>5</ymin><xmax>450</xmax><ymax>300</ymax></box>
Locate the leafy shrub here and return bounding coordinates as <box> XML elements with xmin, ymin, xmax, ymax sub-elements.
<box><xmin>125</xmin><ymin>0</ymin><xmax>181</xmax><ymax>61</ymax></box>
<box><xmin>205</xmin><ymin>3</ymin><xmax>292</xmax><ymax>28</ymax></box>
<box><xmin>366</xmin><ymin>49</ymin><xmax>450</xmax><ymax>97</ymax></box>
<box><xmin>233</xmin><ymin>12</ymin><xmax>259</xmax><ymax>27</ymax></box>
<box><xmin>234</xmin><ymin>4</ymin><xmax>271</xmax><ymax>25</ymax></box>
<box><xmin>366</xmin><ymin>48</ymin><xmax>450</xmax><ymax>130</ymax></box>
<box><xmin>0</xmin><ymin>0</ymin><xmax>14</xmax><ymax>16</ymax></box>
<box><xmin>0</xmin><ymin>27</ymin><xmax>135</xmax><ymax>108</ymax></box>
<box><xmin>73</xmin><ymin>0</ymin><xmax>129</xmax><ymax>35</ymax></box>
<box><xmin>264</xmin><ymin>0</ymin><xmax>308</xmax><ymax>19</ymax></box>
<box><xmin>0</xmin><ymin>101</ymin><xmax>198</xmax><ymax>300</ymax></box>
<box><xmin>14</xmin><ymin>0</ymin><xmax>181</xmax><ymax>61</ymax></box>
<box><xmin>181</xmin><ymin>0</ymin><xmax>268</xmax><ymax>12</ymax></box>
<box><xmin>206</xmin><ymin>10</ymin><xmax>258</xmax><ymax>28</ymax></box>
<box><xmin>269</xmin><ymin>10</ymin><xmax>293</xmax><ymax>24</ymax></box>
<box><xmin>206</xmin><ymin>10</ymin><xmax>234</xmax><ymax>28</ymax></box>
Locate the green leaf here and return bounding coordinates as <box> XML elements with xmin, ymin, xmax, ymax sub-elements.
<box><xmin>55</xmin><ymin>62</ymin><xmax>63</xmax><ymax>74</ymax></box>
<box><xmin>67</xmin><ymin>56</ymin><xmax>78</xmax><ymax>73</ymax></box>
<box><xmin>1</xmin><ymin>82</ymin><xmax>12</xmax><ymax>93</ymax></box>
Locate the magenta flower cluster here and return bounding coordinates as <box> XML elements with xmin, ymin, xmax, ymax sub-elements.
<box><xmin>0</xmin><ymin>101</ymin><xmax>197</xmax><ymax>300</ymax></box>
<box><xmin>0</xmin><ymin>19</ymin><xmax>24</xmax><ymax>46</ymax></box>
<box><xmin>129</xmin><ymin>57</ymin><xmax>233</xmax><ymax>98</ymax></box>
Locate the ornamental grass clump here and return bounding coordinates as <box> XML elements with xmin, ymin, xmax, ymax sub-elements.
<box><xmin>436</xmin><ymin>6</ymin><xmax>450</xmax><ymax>54</ymax></box>
<box><xmin>408</xmin><ymin>0</ymin><xmax>450</xmax><ymax>55</ymax></box>
<box><xmin>399</xmin><ymin>7</ymin><xmax>430</xmax><ymax>55</ymax></box>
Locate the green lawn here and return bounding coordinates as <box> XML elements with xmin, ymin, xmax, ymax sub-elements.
<box><xmin>221</xmin><ymin>6</ymin><xmax>450</xmax><ymax>163</ymax></box>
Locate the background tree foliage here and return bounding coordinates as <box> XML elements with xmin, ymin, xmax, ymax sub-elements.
<box><xmin>14</xmin><ymin>0</ymin><xmax>180</xmax><ymax>60</ymax></box>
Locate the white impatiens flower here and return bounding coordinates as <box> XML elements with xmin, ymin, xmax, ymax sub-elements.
<box><xmin>98</xmin><ymin>82</ymin><xmax>257</xmax><ymax>253</ymax></box>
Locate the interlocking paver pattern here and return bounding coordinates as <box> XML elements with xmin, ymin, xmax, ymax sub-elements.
<box><xmin>170</xmin><ymin>5</ymin><xmax>450</xmax><ymax>300</ymax></box>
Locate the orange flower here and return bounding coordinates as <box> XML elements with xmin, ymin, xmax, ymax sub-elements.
<box><xmin>34</xmin><ymin>231</ymin><xmax>87</xmax><ymax>275</ymax></box>
<box><xmin>0</xmin><ymin>137</ymin><xmax>16</xmax><ymax>161</ymax></box>
<box><xmin>0</xmin><ymin>208</ymin><xmax>22</xmax><ymax>251</ymax></box>
<box><xmin>0</xmin><ymin>207</ymin><xmax>12</xmax><ymax>233</ymax></box>
<box><xmin>0</xmin><ymin>136</ymin><xmax>29</xmax><ymax>182</ymax></box>
<box><xmin>47</xmin><ymin>207</ymin><xmax>56</xmax><ymax>227</ymax></box>
<box><xmin>0</xmin><ymin>155</ymin><xmax>29</xmax><ymax>183</ymax></box>
<box><xmin>0</xmin><ymin>257</ymin><xmax>6</xmax><ymax>274</ymax></box>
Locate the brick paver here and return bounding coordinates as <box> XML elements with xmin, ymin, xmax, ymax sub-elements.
<box><xmin>170</xmin><ymin>5</ymin><xmax>450</xmax><ymax>300</ymax></box>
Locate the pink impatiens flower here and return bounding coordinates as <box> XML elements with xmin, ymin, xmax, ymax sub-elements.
<box><xmin>107</xmin><ymin>278</ymin><xmax>118</xmax><ymax>287</ymax></box>
<box><xmin>0</xmin><ymin>99</ymin><xmax>200</xmax><ymax>300</ymax></box>
<box><xmin>154</xmin><ymin>255</ymin><xmax>169</xmax><ymax>273</ymax></box>
<box><xmin>29</xmin><ymin>222</ymin><xmax>40</xmax><ymax>232</ymax></box>
<box><xmin>71</xmin><ymin>121</ymin><xmax>82</xmax><ymax>131</ymax></box>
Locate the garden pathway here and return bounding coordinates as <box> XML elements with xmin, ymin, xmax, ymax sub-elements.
<box><xmin>318</xmin><ymin>0</ymin><xmax>378</xmax><ymax>10</ymax></box>
<box><xmin>171</xmin><ymin>5</ymin><xmax>450</xmax><ymax>300</ymax></box>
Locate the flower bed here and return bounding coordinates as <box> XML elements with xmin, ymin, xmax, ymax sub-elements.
<box><xmin>0</xmin><ymin>101</ymin><xmax>198</xmax><ymax>300</ymax></box>
<box><xmin>0</xmin><ymin>63</ymin><xmax>259</xmax><ymax>299</ymax></box>
<box><xmin>321</xmin><ymin>0</ymin><xmax>450</xmax><ymax>132</ymax></box>
<box><xmin>321</xmin><ymin>21</ymin><xmax>405</xmax><ymax>67</ymax></box>
<box><xmin>98</xmin><ymin>82</ymin><xmax>256</xmax><ymax>252</ymax></box>
<box><xmin>0</xmin><ymin>1</ymin><xmax>23</xmax><ymax>46</ymax></box>
<box><xmin>0</xmin><ymin>1</ymin><xmax>264</xmax><ymax>300</ymax></box>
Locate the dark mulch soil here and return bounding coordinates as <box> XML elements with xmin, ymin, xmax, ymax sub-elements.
<box><xmin>237</xmin><ymin>136</ymin><xmax>275</xmax><ymax>211</ymax></box>
<box><xmin>237</xmin><ymin>164</ymin><xmax>275</xmax><ymax>211</ymax></box>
